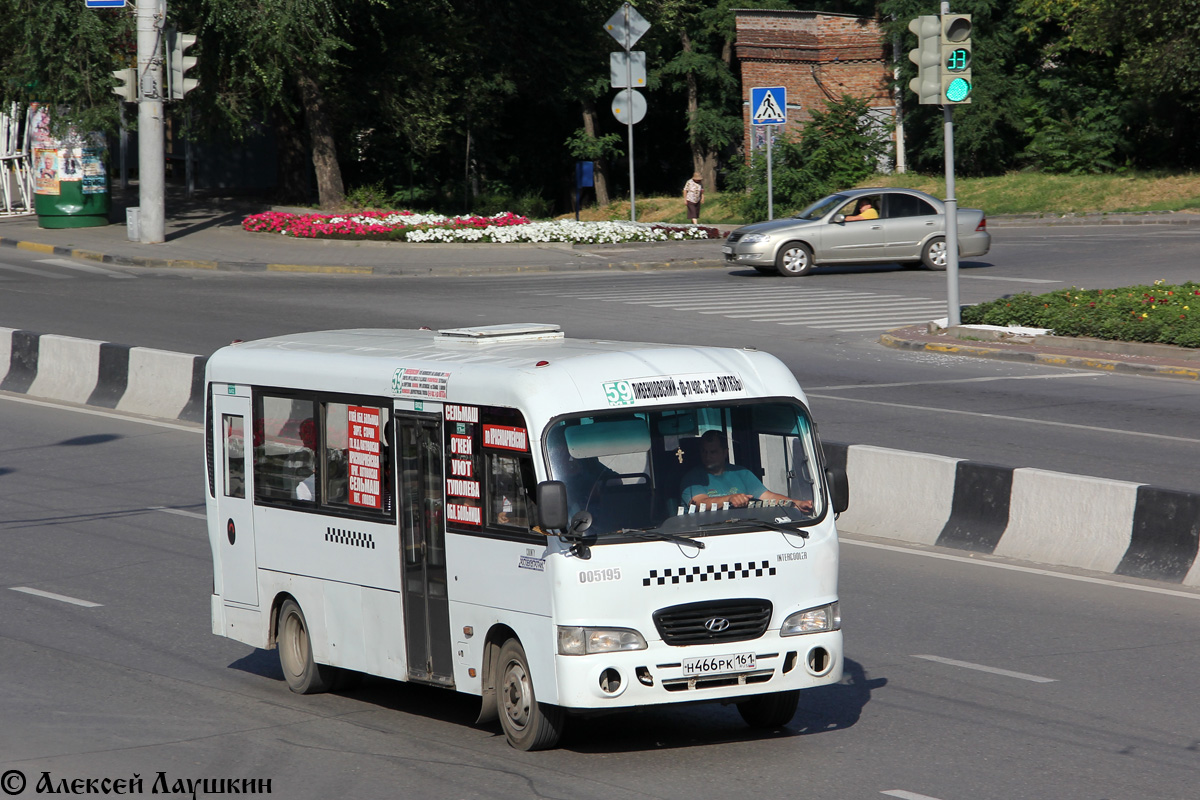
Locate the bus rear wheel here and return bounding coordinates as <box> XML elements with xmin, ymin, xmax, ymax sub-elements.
<box><xmin>737</xmin><ymin>689</ymin><xmax>800</xmax><ymax>729</ymax></box>
<box><xmin>497</xmin><ymin>639</ymin><xmax>565</xmax><ymax>750</ymax></box>
<box><xmin>278</xmin><ymin>599</ymin><xmax>337</xmax><ymax>694</ymax></box>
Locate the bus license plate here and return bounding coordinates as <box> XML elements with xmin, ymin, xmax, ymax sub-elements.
<box><xmin>681</xmin><ymin>652</ymin><xmax>756</xmax><ymax>676</ymax></box>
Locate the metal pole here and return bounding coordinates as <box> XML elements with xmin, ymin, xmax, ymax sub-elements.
<box><xmin>765</xmin><ymin>127</ymin><xmax>773</xmax><ymax>221</ymax></box>
<box><xmin>136</xmin><ymin>0</ymin><xmax>165</xmax><ymax>243</ymax></box>
<box><xmin>624</xmin><ymin>3</ymin><xmax>635</xmax><ymax>222</ymax></box>
<box><xmin>941</xmin><ymin>1</ymin><xmax>960</xmax><ymax>326</ymax></box>
<box><xmin>943</xmin><ymin>104</ymin><xmax>960</xmax><ymax>326</ymax></box>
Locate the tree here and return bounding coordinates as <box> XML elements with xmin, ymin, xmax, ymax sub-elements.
<box><xmin>186</xmin><ymin>0</ymin><xmax>358</xmax><ymax>208</ymax></box>
<box><xmin>0</xmin><ymin>0</ymin><xmax>132</xmax><ymax>136</ymax></box>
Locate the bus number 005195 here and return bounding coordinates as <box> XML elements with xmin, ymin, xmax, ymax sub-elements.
<box><xmin>579</xmin><ymin>568</ymin><xmax>620</xmax><ymax>583</ymax></box>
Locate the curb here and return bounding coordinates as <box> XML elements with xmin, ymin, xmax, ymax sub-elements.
<box><xmin>824</xmin><ymin>443</ymin><xmax>1200</xmax><ymax>587</ymax></box>
<box><xmin>880</xmin><ymin>329</ymin><xmax>1200</xmax><ymax>381</ymax></box>
<box><xmin>0</xmin><ymin>234</ymin><xmax>729</xmax><ymax>276</ymax></box>
<box><xmin>5</xmin><ymin>324</ymin><xmax>1198</xmax><ymax>587</ymax></box>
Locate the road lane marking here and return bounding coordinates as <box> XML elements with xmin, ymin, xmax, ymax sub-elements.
<box><xmin>0</xmin><ymin>263</ymin><xmax>71</xmax><ymax>279</ymax></box>
<box><xmin>0</xmin><ymin>394</ymin><xmax>200</xmax><ymax>432</ymax></box>
<box><xmin>813</xmin><ymin>373</ymin><xmax>1094</xmax><ymax>391</ymax></box>
<box><xmin>10</xmin><ymin>587</ymin><xmax>102</xmax><ymax>608</ymax></box>
<box><xmin>961</xmin><ymin>275</ymin><xmax>1059</xmax><ymax>283</ymax></box>
<box><xmin>912</xmin><ymin>654</ymin><xmax>1057</xmax><ymax>683</ymax></box>
<box><xmin>806</xmin><ymin>394</ymin><xmax>1200</xmax><ymax>445</ymax></box>
<box><xmin>36</xmin><ymin>258</ymin><xmax>134</xmax><ymax>278</ymax></box>
<box><xmin>840</xmin><ymin>538</ymin><xmax>1200</xmax><ymax>601</ymax></box>
<box><xmin>882</xmin><ymin>792</ymin><xmax>945</xmax><ymax>800</ymax></box>
<box><xmin>151</xmin><ymin>506</ymin><xmax>206</xmax><ymax>520</ymax></box>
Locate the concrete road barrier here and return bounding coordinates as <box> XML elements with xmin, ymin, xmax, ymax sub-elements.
<box><xmin>2</xmin><ymin>325</ymin><xmax>1197</xmax><ymax>587</ymax></box>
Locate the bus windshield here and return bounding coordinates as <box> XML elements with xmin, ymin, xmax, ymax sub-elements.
<box><xmin>545</xmin><ymin>401</ymin><xmax>825</xmax><ymax>537</ymax></box>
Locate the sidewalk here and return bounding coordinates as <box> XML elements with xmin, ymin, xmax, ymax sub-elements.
<box><xmin>881</xmin><ymin>323</ymin><xmax>1200</xmax><ymax>381</ymax></box>
<box><xmin>0</xmin><ymin>188</ymin><xmax>730</xmax><ymax>276</ymax></box>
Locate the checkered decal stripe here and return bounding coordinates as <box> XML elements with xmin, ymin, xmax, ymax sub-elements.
<box><xmin>643</xmin><ymin>560</ymin><xmax>776</xmax><ymax>586</ymax></box>
<box><xmin>326</xmin><ymin>527</ymin><xmax>376</xmax><ymax>549</ymax></box>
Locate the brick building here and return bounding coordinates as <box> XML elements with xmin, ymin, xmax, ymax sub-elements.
<box><xmin>734</xmin><ymin>9</ymin><xmax>897</xmax><ymax>166</ymax></box>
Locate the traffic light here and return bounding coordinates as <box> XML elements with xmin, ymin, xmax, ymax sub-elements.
<box><xmin>112</xmin><ymin>68</ymin><xmax>137</xmax><ymax>103</ymax></box>
<box><xmin>907</xmin><ymin>15</ymin><xmax>942</xmax><ymax>105</ymax></box>
<box><xmin>940</xmin><ymin>14</ymin><xmax>972</xmax><ymax>104</ymax></box>
<box><xmin>165</xmin><ymin>28</ymin><xmax>199</xmax><ymax>100</ymax></box>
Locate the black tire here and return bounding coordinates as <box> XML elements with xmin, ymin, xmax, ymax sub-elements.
<box><xmin>737</xmin><ymin>689</ymin><xmax>800</xmax><ymax>729</ymax></box>
<box><xmin>497</xmin><ymin>639</ymin><xmax>566</xmax><ymax>750</ymax></box>
<box><xmin>921</xmin><ymin>237</ymin><xmax>948</xmax><ymax>270</ymax></box>
<box><xmin>277</xmin><ymin>599</ymin><xmax>337</xmax><ymax>694</ymax></box>
<box><xmin>775</xmin><ymin>242</ymin><xmax>814</xmax><ymax>277</ymax></box>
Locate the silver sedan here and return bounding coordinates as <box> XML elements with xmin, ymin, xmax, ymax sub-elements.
<box><xmin>723</xmin><ymin>188</ymin><xmax>991</xmax><ymax>277</ymax></box>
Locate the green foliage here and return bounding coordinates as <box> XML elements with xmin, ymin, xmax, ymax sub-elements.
<box><xmin>565</xmin><ymin>128</ymin><xmax>624</xmax><ymax>162</ymax></box>
<box><xmin>728</xmin><ymin>95</ymin><xmax>892</xmax><ymax>220</ymax></box>
<box><xmin>0</xmin><ymin>0</ymin><xmax>133</xmax><ymax>135</ymax></box>
<box><xmin>961</xmin><ymin>282</ymin><xmax>1200</xmax><ymax>348</ymax></box>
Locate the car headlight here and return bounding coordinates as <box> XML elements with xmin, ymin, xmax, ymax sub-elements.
<box><xmin>780</xmin><ymin>602</ymin><xmax>841</xmax><ymax>636</ymax></box>
<box><xmin>557</xmin><ymin>626</ymin><xmax>647</xmax><ymax>655</ymax></box>
<box><xmin>739</xmin><ymin>233</ymin><xmax>771</xmax><ymax>244</ymax></box>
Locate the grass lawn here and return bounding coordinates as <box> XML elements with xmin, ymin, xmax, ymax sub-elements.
<box><xmin>564</xmin><ymin>171</ymin><xmax>1200</xmax><ymax>225</ymax></box>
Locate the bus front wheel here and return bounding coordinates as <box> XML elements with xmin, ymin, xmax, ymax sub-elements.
<box><xmin>497</xmin><ymin>639</ymin><xmax>565</xmax><ymax>750</ymax></box>
<box><xmin>278</xmin><ymin>599</ymin><xmax>337</xmax><ymax>694</ymax></box>
<box><xmin>737</xmin><ymin>689</ymin><xmax>800</xmax><ymax>729</ymax></box>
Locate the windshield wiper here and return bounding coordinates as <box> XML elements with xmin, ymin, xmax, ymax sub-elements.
<box><xmin>699</xmin><ymin>517</ymin><xmax>810</xmax><ymax>538</ymax></box>
<box><xmin>613</xmin><ymin>527</ymin><xmax>705</xmax><ymax>550</ymax></box>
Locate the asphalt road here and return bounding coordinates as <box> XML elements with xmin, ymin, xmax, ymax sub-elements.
<box><xmin>2</xmin><ymin>396</ymin><xmax>1197</xmax><ymax>799</ymax></box>
<box><xmin>2</xmin><ymin>222</ymin><xmax>1199</xmax><ymax>491</ymax></box>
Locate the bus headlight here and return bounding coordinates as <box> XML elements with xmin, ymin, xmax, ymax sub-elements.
<box><xmin>558</xmin><ymin>626</ymin><xmax>647</xmax><ymax>655</ymax></box>
<box><xmin>780</xmin><ymin>602</ymin><xmax>841</xmax><ymax>636</ymax></box>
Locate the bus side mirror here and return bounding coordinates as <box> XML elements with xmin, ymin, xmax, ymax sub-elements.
<box><xmin>826</xmin><ymin>466</ymin><xmax>849</xmax><ymax>514</ymax></box>
<box><xmin>537</xmin><ymin>480</ymin><xmax>569</xmax><ymax>531</ymax></box>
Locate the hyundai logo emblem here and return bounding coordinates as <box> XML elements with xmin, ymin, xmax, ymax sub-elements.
<box><xmin>703</xmin><ymin>617</ymin><xmax>730</xmax><ymax>633</ymax></box>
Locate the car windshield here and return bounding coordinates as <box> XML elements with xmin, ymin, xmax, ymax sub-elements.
<box><xmin>793</xmin><ymin>194</ymin><xmax>847</xmax><ymax>221</ymax></box>
<box><xmin>544</xmin><ymin>401</ymin><xmax>826</xmax><ymax>539</ymax></box>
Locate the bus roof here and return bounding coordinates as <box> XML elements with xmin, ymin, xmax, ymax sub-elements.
<box><xmin>205</xmin><ymin>325</ymin><xmax>807</xmax><ymax>426</ymax></box>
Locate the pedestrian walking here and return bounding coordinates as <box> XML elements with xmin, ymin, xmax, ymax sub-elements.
<box><xmin>683</xmin><ymin>172</ymin><xmax>704</xmax><ymax>225</ymax></box>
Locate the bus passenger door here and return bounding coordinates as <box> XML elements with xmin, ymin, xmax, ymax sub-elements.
<box><xmin>212</xmin><ymin>391</ymin><xmax>258</xmax><ymax>606</ymax></box>
<box><xmin>395</xmin><ymin>413</ymin><xmax>454</xmax><ymax>686</ymax></box>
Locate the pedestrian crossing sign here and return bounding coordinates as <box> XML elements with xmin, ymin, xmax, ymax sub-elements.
<box><xmin>750</xmin><ymin>86</ymin><xmax>787</xmax><ymax>125</ymax></box>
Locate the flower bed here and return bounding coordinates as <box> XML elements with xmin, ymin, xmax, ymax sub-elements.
<box><xmin>242</xmin><ymin>210</ymin><xmax>718</xmax><ymax>243</ymax></box>
<box><xmin>961</xmin><ymin>280</ymin><xmax>1200</xmax><ymax>348</ymax></box>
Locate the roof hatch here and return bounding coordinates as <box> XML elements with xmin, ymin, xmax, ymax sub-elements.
<box><xmin>436</xmin><ymin>323</ymin><xmax>564</xmax><ymax>341</ymax></box>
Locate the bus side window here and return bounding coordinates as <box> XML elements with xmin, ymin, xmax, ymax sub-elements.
<box><xmin>254</xmin><ymin>395</ymin><xmax>316</xmax><ymax>503</ymax></box>
<box><xmin>488</xmin><ymin>453</ymin><xmax>531</xmax><ymax>529</ymax></box>
<box><xmin>323</xmin><ymin>402</ymin><xmax>351</xmax><ymax>506</ymax></box>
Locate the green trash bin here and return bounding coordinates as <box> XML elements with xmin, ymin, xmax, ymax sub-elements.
<box><xmin>33</xmin><ymin>127</ymin><xmax>110</xmax><ymax>229</ymax></box>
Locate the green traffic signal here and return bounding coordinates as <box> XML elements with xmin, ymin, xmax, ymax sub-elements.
<box><xmin>945</xmin><ymin>48</ymin><xmax>970</xmax><ymax>72</ymax></box>
<box><xmin>945</xmin><ymin>78</ymin><xmax>971</xmax><ymax>103</ymax></box>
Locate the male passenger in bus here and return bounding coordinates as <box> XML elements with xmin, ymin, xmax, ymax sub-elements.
<box><xmin>681</xmin><ymin>430</ymin><xmax>813</xmax><ymax>512</ymax></box>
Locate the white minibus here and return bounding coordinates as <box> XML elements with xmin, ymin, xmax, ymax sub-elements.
<box><xmin>204</xmin><ymin>323</ymin><xmax>848</xmax><ymax>749</ymax></box>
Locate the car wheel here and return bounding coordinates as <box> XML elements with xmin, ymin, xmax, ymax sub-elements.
<box><xmin>921</xmin><ymin>237</ymin><xmax>948</xmax><ymax>270</ymax></box>
<box><xmin>775</xmin><ymin>242</ymin><xmax>814</xmax><ymax>277</ymax></box>
<box><xmin>737</xmin><ymin>689</ymin><xmax>800</xmax><ymax>728</ymax></box>
<box><xmin>497</xmin><ymin>638</ymin><xmax>566</xmax><ymax>750</ymax></box>
<box><xmin>277</xmin><ymin>599</ymin><xmax>337</xmax><ymax>694</ymax></box>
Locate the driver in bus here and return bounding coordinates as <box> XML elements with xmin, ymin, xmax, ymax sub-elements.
<box><xmin>681</xmin><ymin>430</ymin><xmax>813</xmax><ymax>512</ymax></box>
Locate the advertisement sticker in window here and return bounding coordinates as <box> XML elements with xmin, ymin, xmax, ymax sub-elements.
<box><xmin>347</xmin><ymin>405</ymin><xmax>382</xmax><ymax>509</ymax></box>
